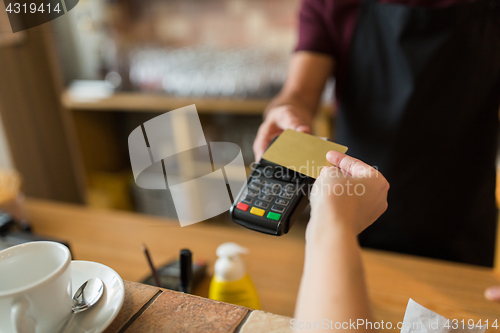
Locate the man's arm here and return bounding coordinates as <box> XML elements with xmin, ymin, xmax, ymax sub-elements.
<box><xmin>265</xmin><ymin>51</ymin><xmax>334</xmax><ymax>116</ymax></box>
<box><xmin>253</xmin><ymin>51</ymin><xmax>334</xmax><ymax>161</ymax></box>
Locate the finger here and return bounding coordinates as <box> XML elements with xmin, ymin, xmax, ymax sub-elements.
<box><xmin>318</xmin><ymin>165</ymin><xmax>345</xmax><ymax>180</ymax></box>
<box><xmin>326</xmin><ymin>151</ymin><xmax>375</xmax><ymax>177</ymax></box>
<box><xmin>296</xmin><ymin>125</ymin><xmax>311</xmax><ymax>133</ymax></box>
<box><xmin>485</xmin><ymin>286</ymin><xmax>500</xmax><ymax>301</ymax></box>
<box><xmin>271</xmin><ymin>108</ymin><xmax>311</xmax><ymax>132</ymax></box>
<box><xmin>319</xmin><ymin>165</ymin><xmax>333</xmax><ymax>177</ymax></box>
<box><xmin>253</xmin><ymin>122</ymin><xmax>281</xmax><ymax>161</ymax></box>
<box><xmin>312</xmin><ymin>166</ymin><xmax>334</xmax><ymax>193</ymax></box>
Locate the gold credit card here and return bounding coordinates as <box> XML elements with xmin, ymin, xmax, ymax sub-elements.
<box><xmin>262</xmin><ymin>129</ymin><xmax>348</xmax><ymax>179</ymax></box>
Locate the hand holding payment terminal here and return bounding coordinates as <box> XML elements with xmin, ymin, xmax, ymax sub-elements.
<box><xmin>229</xmin><ymin>129</ymin><xmax>348</xmax><ymax>236</ymax></box>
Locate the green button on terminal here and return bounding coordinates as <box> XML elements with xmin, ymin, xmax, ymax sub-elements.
<box><xmin>267</xmin><ymin>212</ymin><xmax>281</xmax><ymax>221</ymax></box>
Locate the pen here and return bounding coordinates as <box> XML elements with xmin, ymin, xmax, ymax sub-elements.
<box><xmin>179</xmin><ymin>249</ymin><xmax>192</xmax><ymax>293</ymax></box>
<box><xmin>142</xmin><ymin>244</ymin><xmax>162</xmax><ymax>288</ymax></box>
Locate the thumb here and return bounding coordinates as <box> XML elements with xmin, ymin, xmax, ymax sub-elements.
<box><xmin>326</xmin><ymin>151</ymin><xmax>374</xmax><ymax>177</ymax></box>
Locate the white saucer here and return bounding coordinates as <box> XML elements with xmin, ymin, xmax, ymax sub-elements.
<box><xmin>68</xmin><ymin>260</ymin><xmax>125</xmax><ymax>333</ymax></box>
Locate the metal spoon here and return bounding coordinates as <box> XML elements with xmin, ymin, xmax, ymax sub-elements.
<box><xmin>59</xmin><ymin>278</ymin><xmax>104</xmax><ymax>333</ymax></box>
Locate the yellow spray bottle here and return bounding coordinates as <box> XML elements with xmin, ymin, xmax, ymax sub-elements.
<box><xmin>209</xmin><ymin>242</ymin><xmax>261</xmax><ymax>309</ymax></box>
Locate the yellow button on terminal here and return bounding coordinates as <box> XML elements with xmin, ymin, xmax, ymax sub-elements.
<box><xmin>250</xmin><ymin>207</ymin><xmax>265</xmax><ymax>217</ymax></box>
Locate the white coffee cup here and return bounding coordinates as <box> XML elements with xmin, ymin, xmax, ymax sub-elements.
<box><xmin>0</xmin><ymin>241</ymin><xmax>72</xmax><ymax>333</ymax></box>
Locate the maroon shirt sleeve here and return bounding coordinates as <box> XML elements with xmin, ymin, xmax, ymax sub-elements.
<box><xmin>295</xmin><ymin>0</ymin><xmax>337</xmax><ymax>58</ymax></box>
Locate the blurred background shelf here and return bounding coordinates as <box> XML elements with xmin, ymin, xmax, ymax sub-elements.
<box><xmin>63</xmin><ymin>90</ymin><xmax>270</xmax><ymax>113</ymax></box>
<box><xmin>61</xmin><ymin>89</ymin><xmax>334</xmax><ymax>115</ymax></box>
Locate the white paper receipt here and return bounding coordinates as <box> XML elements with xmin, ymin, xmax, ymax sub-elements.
<box><xmin>401</xmin><ymin>299</ymin><xmax>486</xmax><ymax>333</ymax></box>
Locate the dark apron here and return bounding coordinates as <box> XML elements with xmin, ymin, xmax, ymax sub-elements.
<box><xmin>337</xmin><ymin>0</ymin><xmax>500</xmax><ymax>266</ymax></box>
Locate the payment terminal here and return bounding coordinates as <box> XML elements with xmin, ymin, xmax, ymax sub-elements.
<box><xmin>229</xmin><ymin>129</ymin><xmax>347</xmax><ymax>236</ymax></box>
<box><xmin>229</xmin><ymin>159</ymin><xmax>314</xmax><ymax>236</ymax></box>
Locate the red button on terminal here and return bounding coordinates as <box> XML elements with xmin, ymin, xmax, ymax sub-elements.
<box><xmin>236</xmin><ymin>202</ymin><xmax>249</xmax><ymax>211</ymax></box>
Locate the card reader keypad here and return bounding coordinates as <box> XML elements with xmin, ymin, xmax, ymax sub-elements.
<box><xmin>230</xmin><ymin>133</ymin><xmax>341</xmax><ymax>235</ymax></box>
<box><xmin>247</xmin><ymin>190</ymin><xmax>258</xmax><ymax>197</ymax></box>
<box><xmin>235</xmin><ymin>166</ymin><xmax>307</xmax><ymax>222</ymax></box>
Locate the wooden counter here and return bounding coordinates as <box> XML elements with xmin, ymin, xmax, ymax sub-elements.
<box><xmin>25</xmin><ymin>199</ymin><xmax>500</xmax><ymax>332</ymax></box>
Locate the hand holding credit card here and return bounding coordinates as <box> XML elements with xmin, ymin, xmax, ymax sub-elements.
<box><xmin>230</xmin><ymin>129</ymin><xmax>348</xmax><ymax>235</ymax></box>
